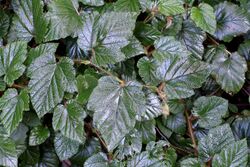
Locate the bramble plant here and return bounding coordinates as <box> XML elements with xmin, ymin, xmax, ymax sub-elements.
<box><xmin>0</xmin><ymin>0</ymin><xmax>250</xmax><ymax>166</ymax></box>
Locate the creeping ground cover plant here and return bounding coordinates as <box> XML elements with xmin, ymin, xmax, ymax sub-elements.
<box><xmin>0</xmin><ymin>0</ymin><xmax>250</xmax><ymax>166</ymax></box>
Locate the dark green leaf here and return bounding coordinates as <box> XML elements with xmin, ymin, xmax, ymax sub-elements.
<box><xmin>76</xmin><ymin>74</ymin><xmax>98</xmax><ymax>105</ymax></box>
<box><xmin>214</xmin><ymin>2</ymin><xmax>250</xmax><ymax>40</ymax></box>
<box><xmin>0</xmin><ymin>88</ymin><xmax>29</xmax><ymax>135</ymax></box>
<box><xmin>0</xmin><ymin>41</ymin><xmax>27</xmax><ymax>85</ymax></box>
<box><xmin>9</xmin><ymin>0</ymin><xmax>47</xmax><ymax>43</ymax></box>
<box><xmin>0</xmin><ymin>9</ymin><xmax>9</xmax><ymax>38</ymax></box>
<box><xmin>0</xmin><ymin>134</ymin><xmax>17</xmax><ymax>167</ymax></box>
<box><xmin>206</xmin><ymin>47</ymin><xmax>247</xmax><ymax>93</ymax></box>
<box><xmin>134</xmin><ymin>22</ymin><xmax>161</xmax><ymax>46</ymax></box>
<box><xmin>154</xmin><ymin>52</ymin><xmax>211</xmax><ymax>99</ymax></box>
<box><xmin>238</xmin><ymin>40</ymin><xmax>250</xmax><ymax>61</ymax></box>
<box><xmin>45</xmin><ymin>0</ymin><xmax>83</xmax><ymax>41</ymax></box>
<box><xmin>54</xmin><ymin>133</ymin><xmax>80</xmax><ymax>160</ymax></box>
<box><xmin>29</xmin><ymin>125</ymin><xmax>50</xmax><ymax>146</ymax></box>
<box><xmin>10</xmin><ymin>123</ymin><xmax>28</xmax><ymax>156</ymax></box>
<box><xmin>87</xmin><ymin>76</ymin><xmax>146</xmax><ymax>150</ymax></box>
<box><xmin>198</xmin><ymin>124</ymin><xmax>235</xmax><ymax>162</ymax></box>
<box><xmin>53</xmin><ymin>100</ymin><xmax>86</xmax><ymax>143</ymax></box>
<box><xmin>213</xmin><ymin>139</ymin><xmax>248</xmax><ymax>167</ymax></box>
<box><xmin>28</xmin><ymin>55</ymin><xmax>76</xmax><ymax>118</ymax></box>
<box><xmin>192</xmin><ymin>96</ymin><xmax>228</xmax><ymax>128</ymax></box>
<box><xmin>178</xmin><ymin>20</ymin><xmax>206</xmax><ymax>59</ymax></box>
<box><xmin>77</xmin><ymin>12</ymin><xmax>136</xmax><ymax>66</ymax></box>
<box><xmin>79</xmin><ymin>0</ymin><xmax>104</xmax><ymax>6</ymax></box>
<box><xmin>137</xmin><ymin>120</ymin><xmax>156</xmax><ymax>144</ymax></box>
<box><xmin>231</xmin><ymin>117</ymin><xmax>250</xmax><ymax>147</ymax></box>
<box><xmin>114</xmin><ymin>0</ymin><xmax>140</xmax><ymax>12</ymax></box>
<box><xmin>180</xmin><ymin>158</ymin><xmax>202</xmax><ymax>167</ymax></box>
<box><xmin>155</xmin><ymin>36</ymin><xmax>190</xmax><ymax>56</ymax></box>
<box><xmin>163</xmin><ymin>112</ymin><xmax>186</xmax><ymax>134</ymax></box>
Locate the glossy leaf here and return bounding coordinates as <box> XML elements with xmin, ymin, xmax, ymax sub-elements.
<box><xmin>191</xmin><ymin>3</ymin><xmax>216</xmax><ymax>34</ymax></box>
<box><xmin>53</xmin><ymin>100</ymin><xmax>86</xmax><ymax>143</ymax></box>
<box><xmin>87</xmin><ymin>76</ymin><xmax>146</xmax><ymax>150</ymax></box>
<box><xmin>0</xmin><ymin>41</ymin><xmax>27</xmax><ymax>85</ymax></box>
<box><xmin>154</xmin><ymin>52</ymin><xmax>211</xmax><ymax>99</ymax></box>
<box><xmin>0</xmin><ymin>134</ymin><xmax>17</xmax><ymax>167</ymax></box>
<box><xmin>178</xmin><ymin>20</ymin><xmax>206</xmax><ymax>59</ymax></box>
<box><xmin>213</xmin><ymin>139</ymin><xmax>248</xmax><ymax>167</ymax></box>
<box><xmin>0</xmin><ymin>9</ymin><xmax>9</xmax><ymax>38</ymax></box>
<box><xmin>214</xmin><ymin>2</ymin><xmax>250</xmax><ymax>40</ymax></box>
<box><xmin>46</xmin><ymin>0</ymin><xmax>83</xmax><ymax>41</ymax></box>
<box><xmin>29</xmin><ymin>126</ymin><xmax>50</xmax><ymax>146</ymax></box>
<box><xmin>79</xmin><ymin>0</ymin><xmax>104</xmax><ymax>6</ymax></box>
<box><xmin>114</xmin><ymin>0</ymin><xmax>140</xmax><ymax>12</ymax></box>
<box><xmin>8</xmin><ymin>0</ymin><xmax>47</xmax><ymax>43</ymax></box>
<box><xmin>28</xmin><ymin>55</ymin><xmax>76</xmax><ymax>118</ymax></box>
<box><xmin>192</xmin><ymin>96</ymin><xmax>228</xmax><ymax>128</ymax></box>
<box><xmin>208</xmin><ymin>48</ymin><xmax>247</xmax><ymax>93</ymax></box>
<box><xmin>54</xmin><ymin>133</ymin><xmax>80</xmax><ymax>160</ymax></box>
<box><xmin>0</xmin><ymin>88</ymin><xmax>29</xmax><ymax>136</ymax></box>
<box><xmin>77</xmin><ymin>12</ymin><xmax>136</xmax><ymax>66</ymax></box>
<box><xmin>198</xmin><ymin>124</ymin><xmax>235</xmax><ymax>162</ymax></box>
<box><xmin>158</xmin><ymin>0</ymin><xmax>185</xmax><ymax>16</ymax></box>
<box><xmin>155</xmin><ymin>36</ymin><xmax>190</xmax><ymax>56</ymax></box>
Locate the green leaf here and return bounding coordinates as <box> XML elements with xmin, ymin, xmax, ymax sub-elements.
<box><xmin>76</xmin><ymin>74</ymin><xmax>98</xmax><ymax>105</ymax></box>
<box><xmin>0</xmin><ymin>134</ymin><xmax>17</xmax><ymax>167</ymax></box>
<box><xmin>87</xmin><ymin>76</ymin><xmax>146</xmax><ymax>151</ymax></box>
<box><xmin>180</xmin><ymin>158</ymin><xmax>202</xmax><ymax>167</ymax></box>
<box><xmin>54</xmin><ymin>133</ymin><xmax>80</xmax><ymax>160</ymax></box>
<box><xmin>28</xmin><ymin>55</ymin><xmax>76</xmax><ymax>118</ymax></box>
<box><xmin>238</xmin><ymin>40</ymin><xmax>250</xmax><ymax>61</ymax></box>
<box><xmin>155</xmin><ymin>36</ymin><xmax>190</xmax><ymax>56</ymax></box>
<box><xmin>70</xmin><ymin>138</ymin><xmax>101</xmax><ymax>165</ymax></box>
<box><xmin>122</xmin><ymin>36</ymin><xmax>144</xmax><ymax>59</ymax></box>
<box><xmin>115</xmin><ymin>129</ymin><xmax>142</xmax><ymax>160</ymax></box>
<box><xmin>154</xmin><ymin>52</ymin><xmax>211</xmax><ymax>99</ymax></box>
<box><xmin>143</xmin><ymin>90</ymin><xmax>162</xmax><ymax>120</ymax></box>
<box><xmin>127</xmin><ymin>151</ymin><xmax>165</xmax><ymax>167</ymax></box>
<box><xmin>36</xmin><ymin>145</ymin><xmax>59</xmax><ymax>167</ymax></box>
<box><xmin>198</xmin><ymin>124</ymin><xmax>235</xmax><ymax>162</ymax></box>
<box><xmin>79</xmin><ymin>0</ymin><xmax>104</xmax><ymax>6</ymax></box>
<box><xmin>0</xmin><ymin>9</ymin><xmax>9</xmax><ymax>38</ymax></box>
<box><xmin>134</xmin><ymin>22</ymin><xmax>161</xmax><ymax>46</ymax></box>
<box><xmin>77</xmin><ymin>12</ymin><xmax>136</xmax><ymax>66</ymax></box>
<box><xmin>10</xmin><ymin>123</ymin><xmax>28</xmax><ymax>156</ymax></box>
<box><xmin>19</xmin><ymin>146</ymin><xmax>40</xmax><ymax>166</ymax></box>
<box><xmin>114</xmin><ymin>0</ymin><xmax>141</xmax><ymax>12</ymax></box>
<box><xmin>191</xmin><ymin>3</ymin><xmax>216</xmax><ymax>34</ymax></box>
<box><xmin>158</xmin><ymin>0</ymin><xmax>185</xmax><ymax>16</ymax></box>
<box><xmin>214</xmin><ymin>2</ymin><xmax>250</xmax><ymax>40</ymax></box>
<box><xmin>163</xmin><ymin>112</ymin><xmax>186</xmax><ymax>134</ymax></box>
<box><xmin>53</xmin><ymin>100</ymin><xmax>86</xmax><ymax>143</ymax></box>
<box><xmin>0</xmin><ymin>41</ymin><xmax>27</xmax><ymax>85</ymax></box>
<box><xmin>84</xmin><ymin>152</ymin><xmax>109</xmax><ymax>167</ymax></box>
<box><xmin>207</xmin><ymin>48</ymin><xmax>247</xmax><ymax>93</ymax></box>
<box><xmin>192</xmin><ymin>96</ymin><xmax>228</xmax><ymax>128</ymax></box>
<box><xmin>8</xmin><ymin>0</ymin><xmax>47</xmax><ymax>43</ymax></box>
<box><xmin>213</xmin><ymin>139</ymin><xmax>248</xmax><ymax>167</ymax></box>
<box><xmin>137</xmin><ymin>57</ymin><xmax>159</xmax><ymax>85</ymax></box>
<box><xmin>45</xmin><ymin>0</ymin><xmax>83</xmax><ymax>41</ymax></box>
<box><xmin>26</xmin><ymin>43</ymin><xmax>58</xmax><ymax>66</ymax></box>
<box><xmin>231</xmin><ymin>117</ymin><xmax>250</xmax><ymax>146</ymax></box>
<box><xmin>29</xmin><ymin>126</ymin><xmax>50</xmax><ymax>146</ymax></box>
<box><xmin>177</xmin><ymin>20</ymin><xmax>206</xmax><ymax>59</ymax></box>
<box><xmin>137</xmin><ymin>120</ymin><xmax>156</xmax><ymax>144</ymax></box>
<box><xmin>0</xmin><ymin>88</ymin><xmax>29</xmax><ymax>136</ymax></box>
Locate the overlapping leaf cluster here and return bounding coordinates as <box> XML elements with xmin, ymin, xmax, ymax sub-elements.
<box><xmin>0</xmin><ymin>0</ymin><xmax>250</xmax><ymax>166</ymax></box>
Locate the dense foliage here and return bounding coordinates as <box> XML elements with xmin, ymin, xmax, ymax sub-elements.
<box><xmin>0</xmin><ymin>0</ymin><xmax>250</xmax><ymax>166</ymax></box>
